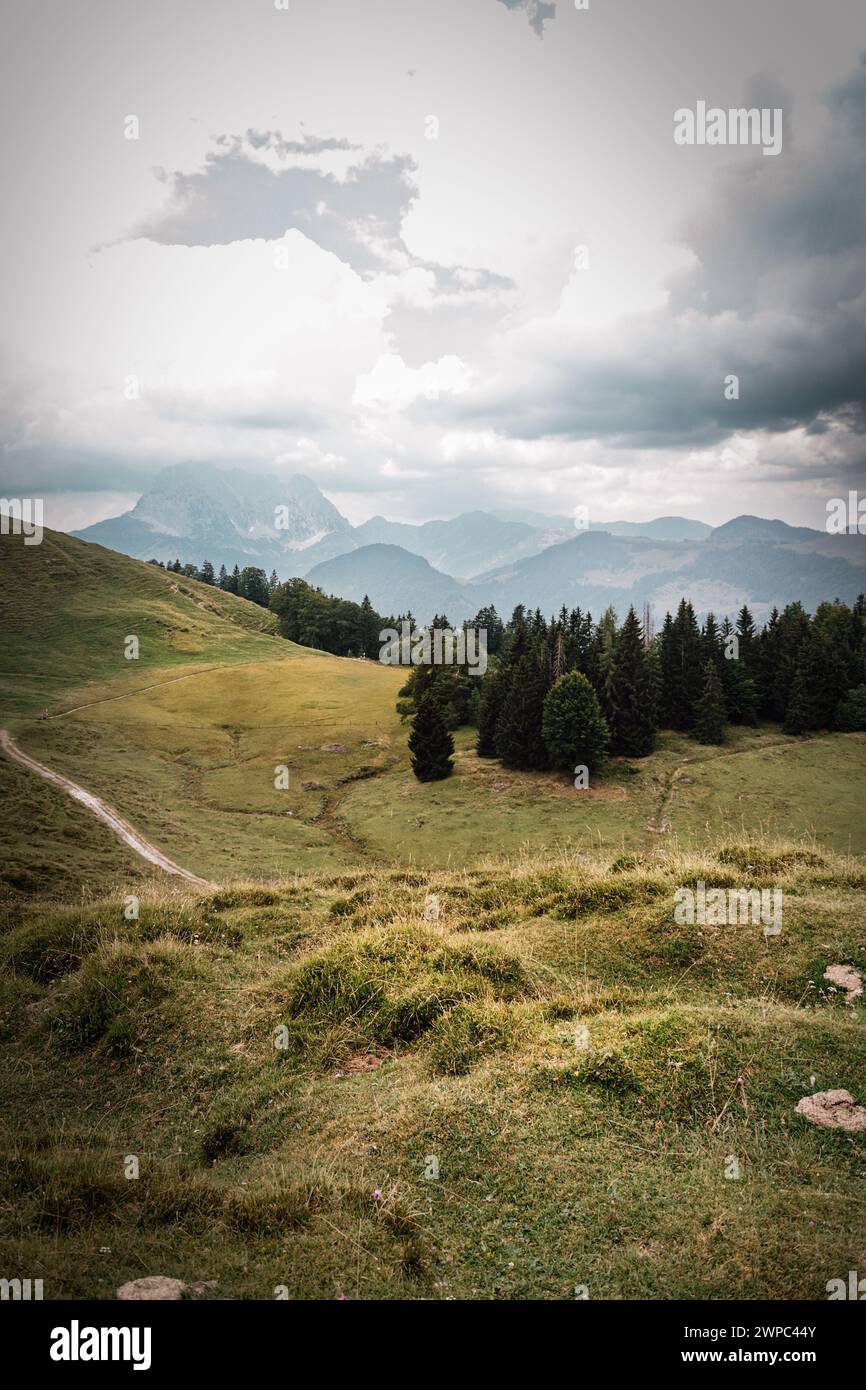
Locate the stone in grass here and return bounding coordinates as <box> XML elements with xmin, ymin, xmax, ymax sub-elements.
<box><xmin>116</xmin><ymin>1277</ymin><xmax>217</xmax><ymax>1300</ymax></box>
<box><xmin>823</xmin><ymin>963</ymin><xmax>864</xmax><ymax>1004</ymax></box>
<box><xmin>116</xmin><ymin>1277</ymin><xmax>186</xmax><ymax>1301</ymax></box>
<box><xmin>795</xmin><ymin>1089</ymin><xmax>866</xmax><ymax>1133</ymax></box>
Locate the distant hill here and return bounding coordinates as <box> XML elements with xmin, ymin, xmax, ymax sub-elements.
<box><xmin>351</xmin><ymin>510</ymin><xmax>553</xmax><ymax>578</ymax></box>
<box><xmin>307</xmin><ymin>525</ymin><xmax>866</xmax><ymax>624</ymax></box>
<box><xmin>707</xmin><ymin>515</ymin><xmax>823</xmax><ymax>547</ymax></box>
<box><xmin>306</xmin><ymin>544</ymin><xmax>479</xmax><ymax>621</ymax></box>
<box><xmin>65</xmin><ymin>464</ymin><xmax>866</xmax><ymax>623</ymax></box>
<box><xmin>597</xmin><ymin>516</ymin><xmax>711</xmax><ymax>542</ymax></box>
<box><xmin>491</xmin><ymin>508</ymin><xmax>710</xmax><ymax>543</ymax></box>
<box><xmin>475</xmin><ymin>526</ymin><xmax>865</xmax><ymax>624</ymax></box>
<box><xmin>71</xmin><ymin>463</ymin><xmax>716</xmax><ymax>583</ymax></box>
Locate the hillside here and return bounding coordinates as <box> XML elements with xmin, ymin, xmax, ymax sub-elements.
<box><xmin>0</xmin><ymin>528</ymin><xmax>405</xmax><ymax>895</ymax></box>
<box><xmin>1</xmin><ymin>842</ymin><xmax>864</xmax><ymax>1299</ymax></box>
<box><xmin>0</xmin><ymin>526</ymin><xmax>281</xmax><ymax>722</ymax></box>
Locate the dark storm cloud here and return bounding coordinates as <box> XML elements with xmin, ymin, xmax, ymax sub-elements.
<box><xmin>496</xmin><ymin>0</ymin><xmax>557</xmax><ymax>37</ymax></box>
<box><xmin>439</xmin><ymin>54</ymin><xmax>866</xmax><ymax>458</ymax></box>
<box><xmin>134</xmin><ymin>130</ymin><xmax>514</xmax><ymax>303</ymax></box>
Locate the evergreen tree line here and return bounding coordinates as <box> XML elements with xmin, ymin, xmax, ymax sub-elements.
<box><xmin>147</xmin><ymin>557</ymin><xmax>277</xmax><ymax>608</ymax></box>
<box><xmin>404</xmin><ymin>594</ymin><xmax>866</xmax><ymax>781</ymax></box>
<box><xmin>268</xmin><ymin>577</ymin><xmax>400</xmax><ymax>659</ymax></box>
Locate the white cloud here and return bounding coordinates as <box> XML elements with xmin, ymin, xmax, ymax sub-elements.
<box><xmin>353</xmin><ymin>352</ymin><xmax>471</xmax><ymax>413</ymax></box>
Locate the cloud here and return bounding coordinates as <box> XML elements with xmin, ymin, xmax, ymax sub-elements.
<box><xmin>0</xmin><ymin>231</ymin><xmax>387</xmax><ymax>492</ymax></box>
<box><xmin>496</xmin><ymin>0</ymin><xmax>557</xmax><ymax>38</ymax></box>
<box><xmin>354</xmin><ymin>353</ymin><xmax>471</xmax><ymax>413</ymax></box>
<box><xmin>435</xmin><ymin>53</ymin><xmax>866</xmax><ymax>465</ymax></box>
<box><xmin>133</xmin><ymin>130</ymin><xmax>514</xmax><ymax>316</ymax></box>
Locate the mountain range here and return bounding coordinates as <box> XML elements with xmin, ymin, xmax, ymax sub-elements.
<box><xmin>72</xmin><ymin>462</ymin><xmax>866</xmax><ymax>625</ymax></box>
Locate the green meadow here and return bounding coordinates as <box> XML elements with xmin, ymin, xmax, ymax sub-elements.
<box><xmin>1</xmin><ymin>849</ymin><xmax>864</xmax><ymax>1300</ymax></box>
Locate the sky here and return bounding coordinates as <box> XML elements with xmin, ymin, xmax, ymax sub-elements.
<box><xmin>1</xmin><ymin>0</ymin><xmax>865</xmax><ymax>531</ymax></box>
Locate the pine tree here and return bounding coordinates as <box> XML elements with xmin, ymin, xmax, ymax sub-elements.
<box><xmin>357</xmin><ymin>595</ymin><xmax>381</xmax><ymax>659</ymax></box>
<box><xmin>541</xmin><ymin>671</ymin><xmax>610</xmax><ymax>775</ymax></box>
<box><xmin>735</xmin><ymin>605</ymin><xmax>756</xmax><ymax>668</ymax></box>
<box><xmin>218</xmin><ymin>564</ymin><xmax>228</xmax><ymax>589</ymax></box>
<box><xmin>782</xmin><ymin>663</ymin><xmax>814</xmax><ymax>735</ymax></box>
<box><xmin>469</xmin><ymin>605</ymin><xmax>504</xmax><ymax>656</ymax></box>
<box><xmin>836</xmin><ymin>684</ymin><xmax>866</xmax><ymax>731</ymax></box>
<box><xmin>408</xmin><ymin>693</ymin><xmax>454</xmax><ymax>782</ymax></box>
<box><xmin>238</xmin><ymin>566</ymin><xmax>269</xmax><ymax>607</ymax></box>
<box><xmin>495</xmin><ymin>651</ymin><xmax>549</xmax><ymax>770</ymax></box>
<box><xmin>658</xmin><ymin>611</ymin><xmax>677</xmax><ymax>725</ymax></box>
<box><xmin>268</xmin><ymin>568</ymin><xmax>279</xmax><ymax>595</ymax></box>
<box><xmin>766</xmin><ymin>603</ymin><xmax>810</xmax><ymax>721</ymax></box>
<box><xmin>693</xmin><ymin>660</ymin><xmax>727</xmax><ymax>743</ymax></box>
<box><xmin>199</xmin><ymin>560</ymin><xmax>215</xmax><ymax>586</ymax></box>
<box><xmin>719</xmin><ymin>616</ymin><xmax>757</xmax><ymax>724</ymax></box>
<box><xmin>608</xmin><ymin>607</ymin><xmax>657</xmax><ymax>756</ymax></box>
<box><xmin>702</xmin><ymin>612</ymin><xmax>724</xmax><ymax>675</ymax></box>
<box><xmin>476</xmin><ymin>668</ymin><xmax>505</xmax><ymax>757</ymax></box>
<box><xmin>594</xmin><ymin>606</ymin><xmax>618</xmax><ymax>726</ymax></box>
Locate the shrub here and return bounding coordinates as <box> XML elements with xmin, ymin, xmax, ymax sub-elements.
<box><xmin>284</xmin><ymin>924</ymin><xmax>531</xmax><ymax>1049</ymax></box>
<box><xmin>836</xmin><ymin>684</ymin><xmax>866</xmax><ymax>731</ymax></box>
<box><xmin>426</xmin><ymin>1001</ymin><xmax>527</xmax><ymax>1075</ymax></box>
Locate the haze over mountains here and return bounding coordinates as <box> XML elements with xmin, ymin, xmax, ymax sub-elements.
<box><xmin>72</xmin><ymin>462</ymin><xmax>866</xmax><ymax>625</ymax></box>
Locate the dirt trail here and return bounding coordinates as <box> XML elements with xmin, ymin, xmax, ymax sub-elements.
<box><xmin>0</xmin><ymin>728</ymin><xmax>215</xmax><ymax>888</ymax></box>
<box><xmin>42</xmin><ymin>665</ymin><xmax>225</xmax><ymax>720</ymax></box>
<box><xmin>643</xmin><ymin>735</ymin><xmax>830</xmax><ymax>844</ymax></box>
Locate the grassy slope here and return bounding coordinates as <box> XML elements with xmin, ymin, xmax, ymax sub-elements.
<box><xmin>0</xmin><ymin>529</ymin><xmax>405</xmax><ymax>894</ymax></box>
<box><xmin>0</xmin><ymin>844</ymin><xmax>864</xmax><ymax>1300</ymax></box>
<box><xmin>342</xmin><ymin>726</ymin><xmax>866</xmax><ymax>863</ymax></box>
<box><xmin>0</xmin><ymin>527</ymin><xmax>281</xmax><ymax>721</ymax></box>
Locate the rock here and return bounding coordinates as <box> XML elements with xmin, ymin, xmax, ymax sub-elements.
<box><xmin>320</xmin><ymin>743</ymin><xmax>346</xmax><ymax>752</ymax></box>
<box><xmin>117</xmin><ymin>1276</ymin><xmax>187</xmax><ymax>1301</ymax></box>
<box><xmin>302</xmin><ymin>779</ymin><xmax>325</xmax><ymax>790</ymax></box>
<box><xmin>795</xmin><ymin>1089</ymin><xmax>866</xmax><ymax>1133</ymax></box>
<box><xmin>823</xmin><ymin>963</ymin><xmax>864</xmax><ymax>1004</ymax></box>
<box><xmin>116</xmin><ymin>1276</ymin><xmax>217</xmax><ymax>1300</ymax></box>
